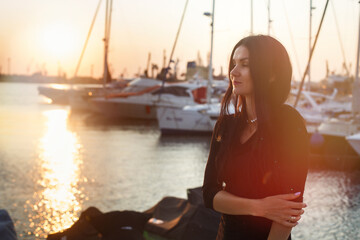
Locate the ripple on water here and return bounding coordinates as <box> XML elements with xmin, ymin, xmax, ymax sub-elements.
<box><xmin>1</xmin><ymin>83</ymin><xmax>360</xmax><ymax>239</ymax></box>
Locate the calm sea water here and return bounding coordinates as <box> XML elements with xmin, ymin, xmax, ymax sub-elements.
<box><xmin>0</xmin><ymin>82</ymin><xmax>359</xmax><ymax>239</ymax></box>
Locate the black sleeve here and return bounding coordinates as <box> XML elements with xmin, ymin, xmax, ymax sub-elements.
<box><xmin>202</xmin><ymin>119</ymin><xmax>223</xmax><ymax>210</ymax></box>
<box><xmin>277</xmin><ymin>105</ymin><xmax>309</xmax><ymax>202</ymax></box>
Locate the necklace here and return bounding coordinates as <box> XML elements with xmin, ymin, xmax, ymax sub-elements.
<box><xmin>246</xmin><ymin>117</ymin><xmax>257</xmax><ymax>124</ymax></box>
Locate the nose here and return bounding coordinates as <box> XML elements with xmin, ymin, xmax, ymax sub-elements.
<box><xmin>230</xmin><ymin>65</ymin><xmax>240</xmax><ymax>79</ymax></box>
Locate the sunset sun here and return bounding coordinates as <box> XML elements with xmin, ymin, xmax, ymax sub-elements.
<box><xmin>41</xmin><ymin>23</ymin><xmax>77</xmax><ymax>59</ymax></box>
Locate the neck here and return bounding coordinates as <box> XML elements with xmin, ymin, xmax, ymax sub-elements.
<box><xmin>245</xmin><ymin>95</ymin><xmax>256</xmax><ymax>121</ymax></box>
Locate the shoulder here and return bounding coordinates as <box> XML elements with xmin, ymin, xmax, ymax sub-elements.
<box><xmin>278</xmin><ymin>104</ymin><xmax>304</xmax><ymax>122</ymax></box>
<box><xmin>276</xmin><ymin>104</ymin><xmax>306</xmax><ymax>131</ymax></box>
<box><xmin>275</xmin><ymin>104</ymin><xmax>309</xmax><ymax>147</ymax></box>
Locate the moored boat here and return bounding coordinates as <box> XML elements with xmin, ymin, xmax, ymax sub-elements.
<box><xmin>346</xmin><ymin>132</ymin><xmax>360</xmax><ymax>155</ymax></box>
<box><xmin>89</xmin><ymin>78</ymin><xmax>213</xmax><ymax>120</ymax></box>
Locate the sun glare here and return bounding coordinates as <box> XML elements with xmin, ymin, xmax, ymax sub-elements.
<box><xmin>31</xmin><ymin>109</ymin><xmax>83</xmax><ymax>238</ymax></box>
<box><xmin>41</xmin><ymin>23</ymin><xmax>77</xmax><ymax>59</ymax></box>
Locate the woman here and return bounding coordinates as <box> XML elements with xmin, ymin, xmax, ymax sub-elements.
<box><xmin>202</xmin><ymin>35</ymin><xmax>309</xmax><ymax>240</ymax></box>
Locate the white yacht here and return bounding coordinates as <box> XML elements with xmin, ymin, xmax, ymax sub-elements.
<box><xmin>157</xmin><ymin>103</ymin><xmax>220</xmax><ymax>134</ymax></box>
<box><xmin>346</xmin><ymin>132</ymin><xmax>360</xmax><ymax>155</ymax></box>
<box><xmin>315</xmin><ymin>116</ymin><xmax>360</xmax><ymax>156</ymax></box>
<box><xmin>88</xmin><ymin>78</ymin><xmax>211</xmax><ymax>120</ymax></box>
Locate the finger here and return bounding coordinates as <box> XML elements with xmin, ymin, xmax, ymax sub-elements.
<box><xmin>279</xmin><ymin>220</ymin><xmax>298</xmax><ymax>228</ymax></box>
<box><xmin>289</xmin><ymin>209</ymin><xmax>305</xmax><ymax>216</ymax></box>
<box><xmin>288</xmin><ymin>201</ymin><xmax>307</xmax><ymax>209</ymax></box>
<box><xmin>277</xmin><ymin>192</ymin><xmax>302</xmax><ymax>200</ymax></box>
<box><xmin>291</xmin><ymin>215</ymin><xmax>301</xmax><ymax>222</ymax></box>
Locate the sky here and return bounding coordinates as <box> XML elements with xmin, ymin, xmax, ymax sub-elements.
<box><xmin>0</xmin><ymin>0</ymin><xmax>358</xmax><ymax>82</ymax></box>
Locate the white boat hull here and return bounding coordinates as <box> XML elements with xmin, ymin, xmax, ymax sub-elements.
<box><xmin>90</xmin><ymin>98</ymin><xmax>158</xmax><ymax>119</ymax></box>
<box><xmin>88</xmin><ymin>78</ymin><xmax>216</xmax><ymax>120</ymax></box>
<box><xmin>346</xmin><ymin>133</ymin><xmax>360</xmax><ymax>155</ymax></box>
<box><xmin>157</xmin><ymin>105</ymin><xmax>218</xmax><ymax>134</ymax></box>
<box><xmin>38</xmin><ymin>86</ymin><xmax>69</xmax><ymax>105</ymax></box>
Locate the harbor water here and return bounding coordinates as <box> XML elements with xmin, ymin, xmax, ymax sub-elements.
<box><xmin>0</xmin><ymin>82</ymin><xmax>359</xmax><ymax>239</ymax></box>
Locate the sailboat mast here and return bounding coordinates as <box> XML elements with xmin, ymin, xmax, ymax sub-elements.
<box><xmin>268</xmin><ymin>0</ymin><xmax>271</xmax><ymax>35</ymax></box>
<box><xmin>103</xmin><ymin>0</ymin><xmax>112</xmax><ymax>89</ymax></box>
<box><xmin>207</xmin><ymin>0</ymin><xmax>215</xmax><ymax>104</ymax></box>
<box><xmin>250</xmin><ymin>0</ymin><xmax>253</xmax><ymax>35</ymax></box>
<box><xmin>353</xmin><ymin>1</ymin><xmax>360</xmax><ymax>113</ymax></box>
<box><xmin>308</xmin><ymin>0</ymin><xmax>313</xmax><ymax>90</ymax></box>
<box><xmin>294</xmin><ymin>0</ymin><xmax>329</xmax><ymax>108</ymax></box>
<box><xmin>356</xmin><ymin>2</ymin><xmax>360</xmax><ymax>85</ymax></box>
<box><xmin>167</xmin><ymin>0</ymin><xmax>189</xmax><ymax>71</ymax></box>
<box><xmin>73</xmin><ymin>0</ymin><xmax>102</xmax><ymax>79</ymax></box>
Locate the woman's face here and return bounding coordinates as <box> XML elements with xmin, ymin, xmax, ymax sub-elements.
<box><xmin>230</xmin><ymin>45</ymin><xmax>254</xmax><ymax>96</ymax></box>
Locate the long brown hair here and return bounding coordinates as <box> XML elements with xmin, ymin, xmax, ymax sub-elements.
<box><xmin>216</xmin><ymin>35</ymin><xmax>292</xmax><ymax>179</ymax></box>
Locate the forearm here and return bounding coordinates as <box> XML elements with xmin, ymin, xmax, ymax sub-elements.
<box><xmin>267</xmin><ymin>222</ymin><xmax>292</xmax><ymax>240</ymax></box>
<box><xmin>213</xmin><ymin>190</ymin><xmax>258</xmax><ymax>215</ymax></box>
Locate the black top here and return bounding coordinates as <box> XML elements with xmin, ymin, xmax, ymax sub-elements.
<box><xmin>202</xmin><ymin>104</ymin><xmax>309</xmax><ymax>240</ymax></box>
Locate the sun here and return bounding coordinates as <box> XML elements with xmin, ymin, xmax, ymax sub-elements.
<box><xmin>41</xmin><ymin>23</ymin><xmax>77</xmax><ymax>59</ymax></box>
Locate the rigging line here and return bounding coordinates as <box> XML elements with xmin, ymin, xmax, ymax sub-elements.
<box><xmin>107</xmin><ymin>0</ymin><xmax>113</xmax><ymax>48</ymax></box>
<box><xmin>167</xmin><ymin>0</ymin><xmax>189</xmax><ymax>68</ymax></box>
<box><xmin>330</xmin><ymin>0</ymin><xmax>350</xmax><ymax>75</ymax></box>
<box><xmin>281</xmin><ymin>0</ymin><xmax>302</xmax><ymax>80</ymax></box>
<box><xmin>158</xmin><ymin>0</ymin><xmax>189</xmax><ymax>102</ymax></box>
<box><xmin>294</xmin><ymin>0</ymin><xmax>330</xmax><ymax>108</ymax></box>
<box><xmin>73</xmin><ymin>0</ymin><xmax>103</xmax><ymax>78</ymax></box>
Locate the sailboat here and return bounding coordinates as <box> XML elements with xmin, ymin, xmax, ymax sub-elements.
<box><xmin>156</xmin><ymin>0</ymin><xmax>222</xmax><ymax>133</ymax></box>
<box><xmin>87</xmin><ymin>0</ymin><xmax>227</xmax><ymax>120</ymax></box>
<box><xmin>315</xmin><ymin>2</ymin><xmax>360</xmax><ymax>157</ymax></box>
<box><xmin>68</xmin><ymin>0</ymin><xmax>129</xmax><ymax>111</ymax></box>
<box><xmin>38</xmin><ymin>0</ymin><xmax>128</xmax><ymax>109</ymax></box>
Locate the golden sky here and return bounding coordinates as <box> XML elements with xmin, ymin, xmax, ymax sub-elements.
<box><xmin>0</xmin><ymin>0</ymin><xmax>358</xmax><ymax>81</ymax></box>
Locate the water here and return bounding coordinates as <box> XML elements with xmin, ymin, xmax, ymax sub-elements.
<box><xmin>0</xmin><ymin>82</ymin><xmax>359</xmax><ymax>239</ymax></box>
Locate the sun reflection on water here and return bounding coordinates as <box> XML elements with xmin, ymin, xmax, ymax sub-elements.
<box><xmin>31</xmin><ymin>109</ymin><xmax>83</xmax><ymax>238</ymax></box>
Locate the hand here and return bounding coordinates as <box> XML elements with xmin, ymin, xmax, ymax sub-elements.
<box><xmin>253</xmin><ymin>192</ymin><xmax>306</xmax><ymax>227</ymax></box>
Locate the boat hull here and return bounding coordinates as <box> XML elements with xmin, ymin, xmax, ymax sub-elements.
<box><xmin>157</xmin><ymin>106</ymin><xmax>217</xmax><ymax>134</ymax></box>
<box><xmin>310</xmin><ymin>133</ymin><xmax>358</xmax><ymax>157</ymax></box>
<box><xmin>38</xmin><ymin>86</ymin><xmax>69</xmax><ymax>105</ymax></box>
<box><xmin>90</xmin><ymin>99</ymin><xmax>157</xmax><ymax>120</ymax></box>
<box><xmin>346</xmin><ymin>133</ymin><xmax>360</xmax><ymax>155</ymax></box>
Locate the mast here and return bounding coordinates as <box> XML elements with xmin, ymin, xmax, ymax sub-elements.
<box><xmin>268</xmin><ymin>0</ymin><xmax>271</xmax><ymax>35</ymax></box>
<box><xmin>250</xmin><ymin>0</ymin><xmax>254</xmax><ymax>35</ymax></box>
<box><xmin>331</xmin><ymin>0</ymin><xmax>350</xmax><ymax>76</ymax></box>
<box><xmin>103</xmin><ymin>0</ymin><xmax>110</xmax><ymax>89</ymax></box>
<box><xmin>294</xmin><ymin>0</ymin><xmax>330</xmax><ymax>108</ymax></box>
<box><xmin>353</xmin><ymin>1</ymin><xmax>360</xmax><ymax>114</ymax></box>
<box><xmin>73</xmin><ymin>0</ymin><xmax>102</xmax><ymax>80</ymax></box>
<box><xmin>167</xmin><ymin>0</ymin><xmax>189</xmax><ymax>71</ymax></box>
<box><xmin>157</xmin><ymin>0</ymin><xmax>189</xmax><ymax>101</ymax></box>
<box><xmin>207</xmin><ymin>0</ymin><xmax>215</xmax><ymax>104</ymax></box>
<box><xmin>308</xmin><ymin>0</ymin><xmax>315</xmax><ymax>90</ymax></box>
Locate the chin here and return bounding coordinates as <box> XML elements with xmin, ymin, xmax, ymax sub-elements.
<box><xmin>232</xmin><ymin>88</ymin><xmax>245</xmax><ymax>96</ymax></box>
<box><xmin>233</xmin><ymin>88</ymin><xmax>253</xmax><ymax>97</ymax></box>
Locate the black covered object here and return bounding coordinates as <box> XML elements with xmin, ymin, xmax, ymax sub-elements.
<box><xmin>47</xmin><ymin>207</ymin><xmax>151</xmax><ymax>240</ymax></box>
<box><xmin>144</xmin><ymin>197</ymin><xmax>196</xmax><ymax>239</ymax></box>
<box><xmin>186</xmin><ymin>187</ymin><xmax>203</xmax><ymax>206</ymax></box>
<box><xmin>181</xmin><ymin>205</ymin><xmax>220</xmax><ymax>240</ymax></box>
<box><xmin>0</xmin><ymin>209</ymin><xmax>17</xmax><ymax>240</ymax></box>
<box><xmin>144</xmin><ymin>189</ymin><xmax>220</xmax><ymax>240</ymax></box>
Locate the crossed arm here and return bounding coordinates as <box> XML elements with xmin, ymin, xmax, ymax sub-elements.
<box><xmin>212</xmin><ymin>190</ymin><xmax>306</xmax><ymax>240</ymax></box>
